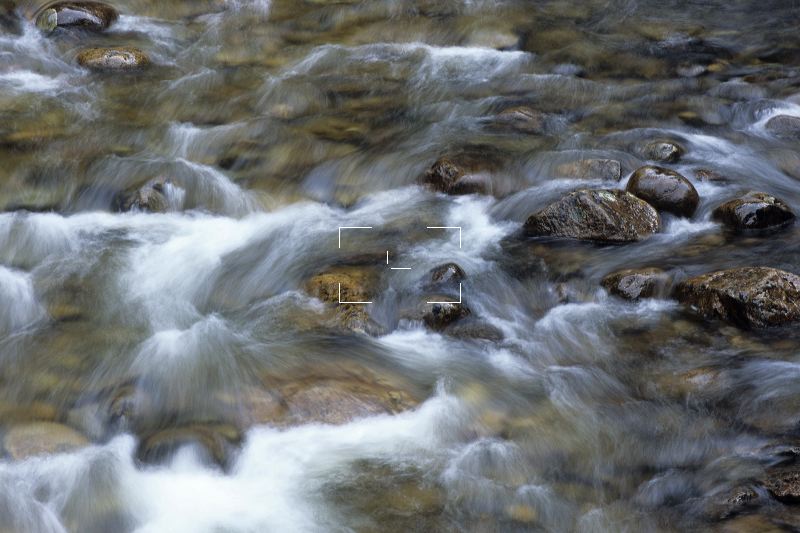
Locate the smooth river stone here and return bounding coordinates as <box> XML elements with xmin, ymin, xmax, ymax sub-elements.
<box><xmin>524</xmin><ymin>189</ymin><xmax>661</xmax><ymax>243</ymax></box>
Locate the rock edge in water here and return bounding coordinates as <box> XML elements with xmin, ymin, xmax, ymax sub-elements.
<box><xmin>626</xmin><ymin>165</ymin><xmax>699</xmax><ymax>218</ymax></box>
<box><xmin>525</xmin><ymin>189</ymin><xmax>661</xmax><ymax>243</ymax></box>
<box><xmin>674</xmin><ymin>267</ymin><xmax>800</xmax><ymax>328</ymax></box>
<box><xmin>35</xmin><ymin>1</ymin><xmax>118</xmax><ymax>33</ymax></box>
<box><xmin>77</xmin><ymin>47</ymin><xmax>150</xmax><ymax>71</ymax></box>
<box><xmin>712</xmin><ymin>191</ymin><xmax>795</xmax><ymax>232</ymax></box>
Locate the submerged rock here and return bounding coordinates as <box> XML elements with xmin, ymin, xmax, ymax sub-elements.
<box><xmin>601</xmin><ymin>267</ymin><xmax>671</xmax><ymax>300</ymax></box>
<box><xmin>674</xmin><ymin>267</ymin><xmax>800</xmax><ymax>328</ymax></box>
<box><xmin>35</xmin><ymin>1</ymin><xmax>118</xmax><ymax>32</ymax></box>
<box><xmin>712</xmin><ymin>191</ymin><xmax>795</xmax><ymax>232</ymax></box>
<box><xmin>113</xmin><ymin>178</ymin><xmax>170</xmax><ymax>213</ymax></box>
<box><xmin>136</xmin><ymin>425</ymin><xmax>241</xmax><ymax>468</ymax></box>
<box><xmin>4</xmin><ymin>422</ymin><xmax>88</xmax><ymax>460</ymax></box>
<box><xmin>421</xmin><ymin>157</ymin><xmax>490</xmax><ymax>195</ymax></box>
<box><xmin>765</xmin><ymin>114</ymin><xmax>800</xmax><ymax>140</ymax></box>
<box><xmin>488</xmin><ymin>106</ymin><xmax>547</xmax><ymax>134</ymax></box>
<box><xmin>642</xmin><ymin>140</ymin><xmax>685</xmax><ymax>163</ymax></box>
<box><xmin>77</xmin><ymin>47</ymin><xmax>150</xmax><ymax>71</ymax></box>
<box><xmin>626</xmin><ymin>166</ymin><xmax>699</xmax><ymax>217</ymax></box>
<box><xmin>443</xmin><ymin>317</ymin><xmax>504</xmax><ymax>341</ymax></box>
<box><xmin>305</xmin><ymin>266</ymin><xmax>383</xmax><ymax>334</ymax></box>
<box><xmin>554</xmin><ymin>159</ymin><xmax>622</xmax><ymax>181</ymax></box>
<box><xmin>524</xmin><ymin>189</ymin><xmax>661</xmax><ymax>243</ymax></box>
<box><xmin>281</xmin><ymin>379</ymin><xmax>417</xmax><ymax>425</ymax></box>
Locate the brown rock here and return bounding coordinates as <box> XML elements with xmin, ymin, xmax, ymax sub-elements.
<box><xmin>421</xmin><ymin>158</ymin><xmax>490</xmax><ymax>195</ymax></box>
<box><xmin>675</xmin><ymin>267</ymin><xmax>800</xmax><ymax>328</ymax></box>
<box><xmin>763</xmin><ymin>467</ymin><xmax>800</xmax><ymax>503</ymax></box>
<box><xmin>4</xmin><ymin>422</ymin><xmax>88</xmax><ymax>460</ymax></box>
<box><xmin>36</xmin><ymin>1</ymin><xmax>118</xmax><ymax>32</ymax></box>
<box><xmin>77</xmin><ymin>47</ymin><xmax>149</xmax><ymax>71</ymax></box>
<box><xmin>554</xmin><ymin>159</ymin><xmax>622</xmax><ymax>181</ymax></box>
<box><xmin>281</xmin><ymin>379</ymin><xmax>417</xmax><ymax>425</ymax></box>
<box><xmin>626</xmin><ymin>166</ymin><xmax>699</xmax><ymax>217</ymax></box>
<box><xmin>305</xmin><ymin>266</ymin><xmax>383</xmax><ymax>334</ymax></box>
<box><xmin>601</xmin><ymin>267</ymin><xmax>671</xmax><ymax>300</ymax></box>
<box><xmin>524</xmin><ymin>189</ymin><xmax>661</xmax><ymax>243</ymax></box>
<box><xmin>712</xmin><ymin>191</ymin><xmax>795</xmax><ymax>232</ymax></box>
<box><xmin>642</xmin><ymin>140</ymin><xmax>685</xmax><ymax>163</ymax></box>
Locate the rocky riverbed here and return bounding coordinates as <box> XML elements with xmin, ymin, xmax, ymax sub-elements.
<box><xmin>1</xmin><ymin>0</ymin><xmax>800</xmax><ymax>531</ymax></box>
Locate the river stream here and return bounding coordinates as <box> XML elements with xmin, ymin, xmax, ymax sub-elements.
<box><xmin>1</xmin><ymin>0</ymin><xmax>800</xmax><ymax>531</ymax></box>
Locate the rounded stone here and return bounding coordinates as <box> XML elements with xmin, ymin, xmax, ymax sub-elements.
<box><xmin>35</xmin><ymin>1</ymin><xmax>118</xmax><ymax>32</ymax></box>
<box><xmin>601</xmin><ymin>267</ymin><xmax>671</xmax><ymax>300</ymax></box>
<box><xmin>642</xmin><ymin>140</ymin><xmax>685</xmax><ymax>163</ymax></box>
<box><xmin>712</xmin><ymin>191</ymin><xmax>795</xmax><ymax>232</ymax></box>
<box><xmin>77</xmin><ymin>47</ymin><xmax>150</xmax><ymax>71</ymax></box>
<box><xmin>524</xmin><ymin>189</ymin><xmax>661</xmax><ymax>243</ymax></box>
<box><xmin>626</xmin><ymin>165</ymin><xmax>699</xmax><ymax>217</ymax></box>
<box><xmin>421</xmin><ymin>158</ymin><xmax>490</xmax><ymax>196</ymax></box>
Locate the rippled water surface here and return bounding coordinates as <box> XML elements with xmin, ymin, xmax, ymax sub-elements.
<box><xmin>2</xmin><ymin>0</ymin><xmax>800</xmax><ymax>531</ymax></box>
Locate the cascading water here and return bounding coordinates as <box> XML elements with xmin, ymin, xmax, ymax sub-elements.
<box><xmin>1</xmin><ymin>0</ymin><xmax>800</xmax><ymax>531</ymax></box>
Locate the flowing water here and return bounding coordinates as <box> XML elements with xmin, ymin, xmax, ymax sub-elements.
<box><xmin>1</xmin><ymin>0</ymin><xmax>800</xmax><ymax>531</ymax></box>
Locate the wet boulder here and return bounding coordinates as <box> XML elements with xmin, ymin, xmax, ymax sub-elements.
<box><xmin>641</xmin><ymin>140</ymin><xmax>684</xmax><ymax>163</ymax></box>
<box><xmin>421</xmin><ymin>157</ymin><xmax>491</xmax><ymax>195</ymax></box>
<box><xmin>524</xmin><ymin>189</ymin><xmax>661</xmax><ymax>243</ymax></box>
<box><xmin>77</xmin><ymin>47</ymin><xmax>150</xmax><ymax>71</ymax></box>
<box><xmin>421</xmin><ymin>298</ymin><xmax>471</xmax><ymax>331</ymax></box>
<box><xmin>601</xmin><ymin>267</ymin><xmax>671</xmax><ymax>300</ymax></box>
<box><xmin>113</xmin><ymin>178</ymin><xmax>169</xmax><ymax>213</ymax></box>
<box><xmin>427</xmin><ymin>262</ymin><xmax>465</xmax><ymax>286</ymax></box>
<box><xmin>403</xmin><ymin>291</ymin><xmax>471</xmax><ymax>331</ymax></box>
<box><xmin>35</xmin><ymin>1</ymin><xmax>118</xmax><ymax>33</ymax></box>
<box><xmin>626</xmin><ymin>166</ymin><xmax>699</xmax><ymax>217</ymax></box>
<box><xmin>712</xmin><ymin>191</ymin><xmax>795</xmax><ymax>232</ymax></box>
<box><xmin>765</xmin><ymin>114</ymin><xmax>800</xmax><ymax>140</ymax></box>
<box><xmin>674</xmin><ymin>267</ymin><xmax>800</xmax><ymax>328</ymax></box>
<box><xmin>554</xmin><ymin>159</ymin><xmax>622</xmax><ymax>181</ymax></box>
<box><xmin>4</xmin><ymin>422</ymin><xmax>88</xmax><ymax>460</ymax></box>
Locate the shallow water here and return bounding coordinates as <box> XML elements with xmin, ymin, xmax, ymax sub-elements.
<box><xmin>1</xmin><ymin>0</ymin><xmax>800</xmax><ymax>531</ymax></box>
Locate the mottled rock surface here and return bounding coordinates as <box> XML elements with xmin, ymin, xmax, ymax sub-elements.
<box><xmin>675</xmin><ymin>267</ymin><xmax>800</xmax><ymax>328</ymax></box>
<box><xmin>601</xmin><ymin>267</ymin><xmax>671</xmax><ymax>300</ymax></box>
<box><xmin>77</xmin><ymin>47</ymin><xmax>149</xmax><ymax>70</ymax></box>
<box><xmin>712</xmin><ymin>191</ymin><xmax>795</xmax><ymax>232</ymax></box>
<box><xmin>524</xmin><ymin>189</ymin><xmax>661</xmax><ymax>243</ymax></box>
